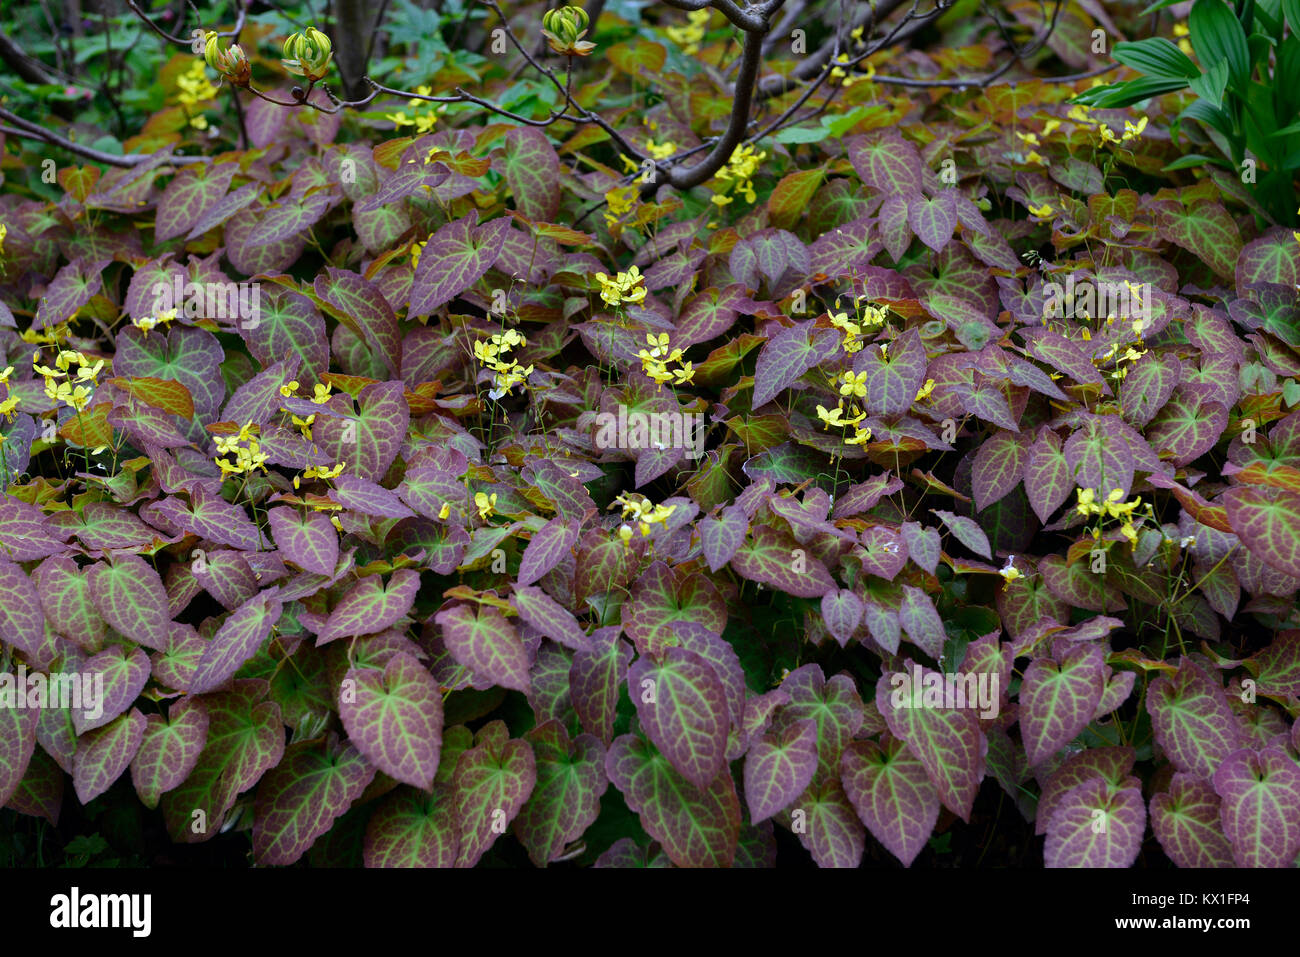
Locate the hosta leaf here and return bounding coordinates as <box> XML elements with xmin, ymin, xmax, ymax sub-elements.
<box><xmin>1224</xmin><ymin>486</ymin><xmax>1300</xmax><ymax>579</ymax></box>
<box><xmin>1150</xmin><ymin>772</ymin><xmax>1234</xmax><ymax>868</ymax></box>
<box><xmin>130</xmin><ymin>697</ymin><xmax>208</xmax><ymax>809</ymax></box>
<box><xmin>363</xmin><ymin>784</ymin><xmax>459</xmax><ymax>868</ymax></box>
<box><xmin>409</xmin><ymin>212</ymin><xmax>509</xmax><ymax>316</ymax></box>
<box><xmin>317</xmin><ymin>569</ymin><xmax>420</xmax><ymax>645</ymax></box>
<box><xmin>267</xmin><ymin>507</ymin><xmax>339</xmax><ymax>576</ymax></box>
<box><xmin>570</xmin><ymin>626</ymin><xmax>633</xmax><ymax>744</ymax></box>
<box><xmin>751</xmin><ymin>320</ymin><xmax>840</xmax><ymax>409</ymax></box>
<box><xmin>1212</xmin><ymin>747</ymin><xmax>1300</xmax><ymax>868</ymax></box>
<box><xmin>1021</xmin><ymin>644</ymin><xmax>1106</xmax><ymax>766</ymax></box>
<box><xmin>513</xmin><ymin>720</ymin><xmax>606</xmax><ymax>866</ymax></box>
<box><xmin>841</xmin><ymin>735</ymin><xmax>939</xmax><ymax>867</ymax></box>
<box><xmin>629</xmin><ymin>647</ymin><xmax>728</xmax><ymax>788</ymax></box>
<box><xmin>605</xmin><ymin>732</ymin><xmax>740</xmax><ymax>868</ymax></box>
<box><xmin>340</xmin><ymin>652</ymin><xmax>443</xmax><ymax>790</ymax></box>
<box><xmin>875</xmin><ymin>667</ymin><xmax>985</xmax><ymax>820</ymax></box>
<box><xmin>1044</xmin><ymin>777</ymin><xmax>1145</xmax><ymax>868</ymax></box>
<box><xmin>744</xmin><ymin>717</ymin><xmax>817</xmax><ymax>824</ymax></box>
<box><xmin>732</xmin><ymin>524</ymin><xmax>836</xmax><ymax>597</ymax></box>
<box><xmin>453</xmin><ymin>724</ymin><xmax>536</xmax><ymax>867</ymax></box>
<box><xmin>88</xmin><ymin>553</ymin><xmax>171</xmax><ymax>652</ymax></box>
<box><xmin>73</xmin><ymin>708</ymin><xmax>146</xmax><ymax>804</ymax></box>
<box><xmin>435</xmin><ymin>603</ymin><xmax>532</xmax><ymax>693</ymax></box>
<box><xmin>252</xmin><ymin>738</ymin><xmax>376</xmax><ymax>866</ymax></box>
<box><xmin>1146</xmin><ymin>658</ymin><xmax>1243</xmax><ymax>778</ymax></box>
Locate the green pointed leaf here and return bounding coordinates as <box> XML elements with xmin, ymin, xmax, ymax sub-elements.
<box><xmin>339</xmin><ymin>651</ymin><xmax>443</xmax><ymax>789</ymax></box>
<box><xmin>73</xmin><ymin>709</ymin><xmax>146</xmax><ymax>804</ymax></box>
<box><xmin>317</xmin><ymin>569</ymin><xmax>419</xmax><ymax>645</ymax></box>
<box><xmin>453</xmin><ymin>722</ymin><xmax>536</xmax><ymax>867</ymax></box>
<box><xmin>130</xmin><ymin>697</ymin><xmax>208</xmax><ymax>809</ymax></box>
<box><xmin>363</xmin><ymin>784</ymin><xmax>459</xmax><ymax>867</ymax></box>
<box><xmin>513</xmin><ymin>720</ymin><xmax>606</xmax><ymax>866</ymax></box>
<box><xmin>88</xmin><ymin>553</ymin><xmax>171</xmax><ymax>652</ymax></box>
<box><xmin>1147</xmin><ymin>658</ymin><xmax>1244</xmax><ymax>777</ymax></box>
<box><xmin>605</xmin><ymin>732</ymin><xmax>740</xmax><ymax>868</ymax></box>
<box><xmin>252</xmin><ymin>738</ymin><xmax>377</xmax><ymax>866</ymax></box>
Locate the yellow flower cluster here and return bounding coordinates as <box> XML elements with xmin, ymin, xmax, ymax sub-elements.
<box><xmin>636</xmin><ymin>333</ymin><xmax>693</xmax><ymax>389</ymax></box>
<box><xmin>816</xmin><ymin>396</ymin><xmax>872</xmax><ymax>449</ymax></box>
<box><xmin>176</xmin><ymin>60</ymin><xmax>219</xmax><ymax>130</ymax></box>
<box><xmin>829</xmin><ymin>298</ymin><xmax>887</xmax><ymax>353</ymax></box>
<box><xmin>711</xmin><ymin>143</ymin><xmax>765</xmax><ymax>207</ymax></box>
<box><xmin>215</xmin><ymin>422</ymin><xmax>268</xmax><ymax>477</ymax></box>
<box><xmin>614</xmin><ymin>492</ymin><xmax>675</xmax><ymax>540</ymax></box>
<box><xmin>474</xmin><ymin>329</ymin><xmax>533</xmax><ymax>399</ymax></box>
<box><xmin>280</xmin><ymin>380</ymin><xmax>333</xmax><ymax>405</ymax></box>
<box><xmin>1173</xmin><ymin>22</ymin><xmax>1192</xmax><ymax>56</ymax></box>
<box><xmin>604</xmin><ymin>184</ymin><xmax>639</xmax><ymax>235</ymax></box>
<box><xmin>594</xmin><ymin>266</ymin><xmax>647</xmax><ymax>308</ymax></box>
<box><xmin>1014</xmin><ymin>119</ymin><xmax>1061</xmax><ymax>165</ymax></box>
<box><xmin>1077</xmin><ymin>487</ymin><xmax>1150</xmax><ymax>545</ymax></box>
<box><xmin>1067</xmin><ymin>104</ymin><xmax>1147</xmax><ymax>148</ymax></box>
<box><xmin>132</xmin><ymin>306</ymin><xmax>178</xmax><ymax>338</ymax></box>
<box><xmin>665</xmin><ymin>9</ymin><xmax>710</xmax><ymax>55</ymax></box>
<box><xmin>829</xmin><ymin>53</ymin><xmax>875</xmax><ymax>88</ymax></box>
<box><xmin>386</xmin><ymin>86</ymin><xmax>441</xmax><ymax>134</ymax></box>
<box><xmin>0</xmin><ymin>366</ymin><xmax>18</xmax><ymax>420</ymax></box>
<box><xmin>294</xmin><ymin>462</ymin><xmax>345</xmax><ymax>489</ymax></box>
<box><xmin>36</xmin><ymin>349</ymin><xmax>103</xmax><ymax>413</ymax></box>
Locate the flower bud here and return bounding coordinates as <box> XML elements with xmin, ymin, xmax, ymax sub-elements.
<box><xmin>282</xmin><ymin>26</ymin><xmax>333</xmax><ymax>81</ymax></box>
<box><xmin>541</xmin><ymin>5</ymin><xmax>595</xmax><ymax>56</ymax></box>
<box><xmin>205</xmin><ymin>34</ymin><xmax>251</xmax><ymax>86</ymax></box>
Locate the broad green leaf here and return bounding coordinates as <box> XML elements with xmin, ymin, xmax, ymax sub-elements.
<box><xmin>252</xmin><ymin>738</ymin><xmax>376</xmax><ymax>866</ymax></box>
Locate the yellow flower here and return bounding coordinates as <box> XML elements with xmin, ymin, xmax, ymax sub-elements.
<box><xmin>0</xmin><ymin>366</ymin><xmax>12</xmax><ymax>385</ymax></box>
<box><xmin>1076</xmin><ymin>487</ymin><xmax>1096</xmax><ymax>516</ymax></box>
<box><xmin>839</xmin><ymin>370</ymin><xmax>868</xmax><ymax>399</ymax></box>
<box><xmin>0</xmin><ymin>394</ymin><xmax>19</xmax><ymax>419</ymax></box>
<box><xmin>816</xmin><ymin>402</ymin><xmax>847</xmax><ymax>430</ymax></box>
<box><xmin>645</xmin><ymin>139</ymin><xmax>676</xmax><ymax>160</ymax></box>
<box><xmin>311</xmin><ymin>383</ymin><xmax>333</xmax><ymax>405</ymax></box>
<box><xmin>915</xmin><ymin>378</ymin><xmax>935</xmax><ymax>402</ymax></box>
<box><xmin>438</xmin><ymin>502</ymin><xmax>451</xmax><ymax>520</ymax></box>
<box><xmin>0</xmin><ymin>223</ymin><xmax>6</xmax><ymax>256</ymax></box>
<box><xmin>1028</xmin><ymin>203</ymin><xmax>1054</xmax><ymax>219</ymax></box>
<box><xmin>280</xmin><ymin>380</ymin><xmax>300</xmax><ymax>398</ymax></box>
<box><xmin>475</xmin><ymin>491</ymin><xmax>498</xmax><ymax>520</ymax></box>
<box><xmin>999</xmin><ymin>557</ymin><xmax>1022</xmax><ymax>582</ymax></box>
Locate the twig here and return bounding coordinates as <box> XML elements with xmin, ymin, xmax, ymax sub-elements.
<box><xmin>0</xmin><ymin>107</ymin><xmax>206</xmax><ymax>167</ymax></box>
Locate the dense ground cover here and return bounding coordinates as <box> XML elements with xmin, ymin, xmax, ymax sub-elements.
<box><xmin>0</xmin><ymin>0</ymin><xmax>1299</xmax><ymax>869</ymax></box>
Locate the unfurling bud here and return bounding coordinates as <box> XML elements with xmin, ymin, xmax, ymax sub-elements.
<box><xmin>204</xmin><ymin>32</ymin><xmax>251</xmax><ymax>86</ymax></box>
<box><xmin>541</xmin><ymin>6</ymin><xmax>596</xmax><ymax>57</ymax></box>
<box><xmin>281</xmin><ymin>26</ymin><xmax>333</xmax><ymax>81</ymax></box>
